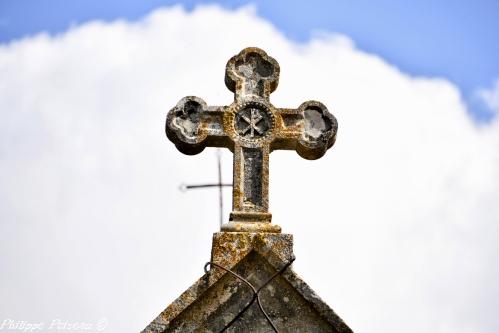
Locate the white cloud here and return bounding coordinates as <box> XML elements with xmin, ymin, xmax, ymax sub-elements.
<box><xmin>477</xmin><ymin>78</ymin><xmax>499</xmax><ymax>114</ymax></box>
<box><xmin>1</xmin><ymin>4</ymin><xmax>499</xmax><ymax>333</ymax></box>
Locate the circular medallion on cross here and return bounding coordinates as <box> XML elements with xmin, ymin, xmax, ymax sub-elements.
<box><xmin>234</xmin><ymin>103</ymin><xmax>272</xmax><ymax>140</ymax></box>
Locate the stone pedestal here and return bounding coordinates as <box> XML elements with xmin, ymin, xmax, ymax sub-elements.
<box><xmin>143</xmin><ymin>233</ymin><xmax>352</xmax><ymax>333</ymax></box>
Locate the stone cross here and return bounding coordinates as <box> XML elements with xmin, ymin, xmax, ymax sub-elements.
<box><xmin>166</xmin><ymin>47</ymin><xmax>337</xmax><ymax>232</ymax></box>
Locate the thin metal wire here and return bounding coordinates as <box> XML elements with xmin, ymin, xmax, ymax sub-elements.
<box><xmin>204</xmin><ymin>256</ymin><xmax>296</xmax><ymax>333</ymax></box>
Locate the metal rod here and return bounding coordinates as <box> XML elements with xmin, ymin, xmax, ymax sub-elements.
<box><xmin>184</xmin><ymin>184</ymin><xmax>233</xmax><ymax>190</ymax></box>
<box><xmin>178</xmin><ymin>150</ymin><xmax>233</xmax><ymax>226</ymax></box>
<box><xmin>217</xmin><ymin>150</ymin><xmax>223</xmax><ymax>227</ymax></box>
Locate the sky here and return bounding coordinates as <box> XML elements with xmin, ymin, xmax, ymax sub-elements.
<box><xmin>1</xmin><ymin>2</ymin><xmax>499</xmax><ymax>333</ymax></box>
<box><xmin>1</xmin><ymin>0</ymin><xmax>499</xmax><ymax>121</ymax></box>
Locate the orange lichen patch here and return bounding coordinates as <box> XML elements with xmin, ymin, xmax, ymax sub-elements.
<box><xmin>211</xmin><ymin>232</ymin><xmax>293</xmax><ymax>269</ymax></box>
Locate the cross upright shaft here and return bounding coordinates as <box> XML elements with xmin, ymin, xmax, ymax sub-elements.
<box><xmin>166</xmin><ymin>47</ymin><xmax>337</xmax><ymax>232</ymax></box>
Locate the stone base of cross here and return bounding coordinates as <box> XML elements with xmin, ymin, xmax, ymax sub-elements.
<box><xmin>166</xmin><ymin>47</ymin><xmax>337</xmax><ymax>232</ymax></box>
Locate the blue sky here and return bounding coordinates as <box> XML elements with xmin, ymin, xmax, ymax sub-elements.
<box><xmin>1</xmin><ymin>0</ymin><xmax>499</xmax><ymax>120</ymax></box>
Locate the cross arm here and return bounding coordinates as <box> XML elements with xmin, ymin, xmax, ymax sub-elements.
<box><xmin>166</xmin><ymin>96</ymin><xmax>232</xmax><ymax>155</ymax></box>
<box><xmin>271</xmin><ymin>101</ymin><xmax>338</xmax><ymax>160</ymax></box>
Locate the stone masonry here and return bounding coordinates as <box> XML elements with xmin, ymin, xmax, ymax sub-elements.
<box><xmin>142</xmin><ymin>48</ymin><xmax>352</xmax><ymax>333</ymax></box>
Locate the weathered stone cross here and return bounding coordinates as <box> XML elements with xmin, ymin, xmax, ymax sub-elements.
<box><xmin>166</xmin><ymin>47</ymin><xmax>337</xmax><ymax>232</ymax></box>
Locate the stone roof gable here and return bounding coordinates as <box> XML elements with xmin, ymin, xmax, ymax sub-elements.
<box><xmin>143</xmin><ymin>233</ymin><xmax>352</xmax><ymax>333</ymax></box>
